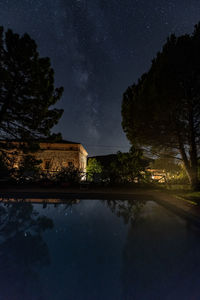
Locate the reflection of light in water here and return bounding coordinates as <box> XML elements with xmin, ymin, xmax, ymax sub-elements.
<box><xmin>0</xmin><ymin>198</ymin><xmax>81</xmax><ymax>204</ymax></box>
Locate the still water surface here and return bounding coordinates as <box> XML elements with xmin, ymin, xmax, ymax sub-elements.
<box><xmin>0</xmin><ymin>199</ymin><xmax>200</xmax><ymax>300</ymax></box>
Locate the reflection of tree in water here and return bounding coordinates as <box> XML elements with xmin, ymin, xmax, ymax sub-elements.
<box><xmin>62</xmin><ymin>199</ymin><xmax>81</xmax><ymax>210</ymax></box>
<box><xmin>0</xmin><ymin>201</ymin><xmax>53</xmax><ymax>300</ymax></box>
<box><xmin>102</xmin><ymin>199</ymin><xmax>146</xmax><ymax>225</ymax></box>
<box><xmin>103</xmin><ymin>199</ymin><xmax>151</xmax><ymax>300</ymax></box>
<box><xmin>119</xmin><ymin>201</ymin><xmax>200</xmax><ymax>300</ymax></box>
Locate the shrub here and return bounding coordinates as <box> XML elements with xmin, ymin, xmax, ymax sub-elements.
<box><xmin>55</xmin><ymin>166</ymin><xmax>83</xmax><ymax>185</ymax></box>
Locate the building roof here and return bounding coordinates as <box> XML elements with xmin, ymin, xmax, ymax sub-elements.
<box><xmin>0</xmin><ymin>139</ymin><xmax>80</xmax><ymax>144</ymax></box>
<box><xmin>0</xmin><ymin>139</ymin><xmax>88</xmax><ymax>155</ymax></box>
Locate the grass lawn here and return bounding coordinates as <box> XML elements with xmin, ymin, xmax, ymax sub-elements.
<box><xmin>157</xmin><ymin>184</ymin><xmax>200</xmax><ymax>205</ymax></box>
<box><xmin>177</xmin><ymin>191</ymin><xmax>200</xmax><ymax>204</ymax></box>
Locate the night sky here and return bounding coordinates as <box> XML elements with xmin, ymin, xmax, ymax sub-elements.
<box><xmin>1</xmin><ymin>0</ymin><xmax>200</xmax><ymax>156</ymax></box>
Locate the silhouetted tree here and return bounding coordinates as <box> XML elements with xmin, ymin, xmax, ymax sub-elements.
<box><xmin>0</xmin><ymin>26</ymin><xmax>63</xmax><ymax>142</ymax></box>
<box><xmin>109</xmin><ymin>147</ymin><xmax>149</xmax><ymax>183</ymax></box>
<box><xmin>14</xmin><ymin>154</ymin><xmax>42</xmax><ymax>182</ymax></box>
<box><xmin>122</xmin><ymin>23</ymin><xmax>200</xmax><ymax>190</ymax></box>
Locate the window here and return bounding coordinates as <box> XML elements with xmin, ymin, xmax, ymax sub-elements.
<box><xmin>44</xmin><ymin>160</ymin><xmax>51</xmax><ymax>170</ymax></box>
<box><xmin>68</xmin><ymin>161</ymin><xmax>74</xmax><ymax>167</ymax></box>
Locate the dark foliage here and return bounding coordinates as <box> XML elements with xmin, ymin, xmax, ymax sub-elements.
<box><xmin>109</xmin><ymin>147</ymin><xmax>149</xmax><ymax>183</ymax></box>
<box><xmin>92</xmin><ymin>148</ymin><xmax>149</xmax><ymax>184</ymax></box>
<box><xmin>122</xmin><ymin>23</ymin><xmax>200</xmax><ymax>190</ymax></box>
<box><xmin>14</xmin><ymin>154</ymin><xmax>42</xmax><ymax>183</ymax></box>
<box><xmin>0</xmin><ymin>26</ymin><xmax>63</xmax><ymax>142</ymax></box>
<box><xmin>55</xmin><ymin>166</ymin><xmax>84</xmax><ymax>185</ymax></box>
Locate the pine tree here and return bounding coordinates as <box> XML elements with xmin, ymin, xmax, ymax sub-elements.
<box><xmin>122</xmin><ymin>23</ymin><xmax>200</xmax><ymax>190</ymax></box>
<box><xmin>0</xmin><ymin>26</ymin><xmax>63</xmax><ymax>143</ymax></box>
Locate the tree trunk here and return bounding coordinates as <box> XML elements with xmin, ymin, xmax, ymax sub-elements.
<box><xmin>177</xmin><ymin>99</ymin><xmax>200</xmax><ymax>190</ymax></box>
<box><xmin>188</xmin><ymin>167</ymin><xmax>199</xmax><ymax>190</ymax></box>
<box><xmin>181</xmin><ymin>162</ymin><xmax>199</xmax><ymax>190</ymax></box>
<box><xmin>178</xmin><ymin>136</ymin><xmax>200</xmax><ymax>190</ymax></box>
<box><xmin>188</xmin><ymin>99</ymin><xmax>199</xmax><ymax>190</ymax></box>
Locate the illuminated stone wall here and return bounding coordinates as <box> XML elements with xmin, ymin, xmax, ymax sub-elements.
<box><xmin>36</xmin><ymin>142</ymin><xmax>88</xmax><ymax>173</ymax></box>
<box><xmin>3</xmin><ymin>141</ymin><xmax>88</xmax><ymax>174</ymax></box>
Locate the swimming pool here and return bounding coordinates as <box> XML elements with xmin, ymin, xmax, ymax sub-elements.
<box><xmin>0</xmin><ymin>199</ymin><xmax>199</xmax><ymax>300</ymax></box>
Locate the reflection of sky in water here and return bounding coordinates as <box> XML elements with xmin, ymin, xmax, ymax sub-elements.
<box><xmin>37</xmin><ymin>200</ymin><xmax>127</xmax><ymax>300</ymax></box>
<box><xmin>1</xmin><ymin>200</ymin><xmax>200</xmax><ymax>299</ymax></box>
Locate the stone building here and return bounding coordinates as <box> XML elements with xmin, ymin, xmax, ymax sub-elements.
<box><xmin>2</xmin><ymin>140</ymin><xmax>88</xmax><ymax>174</ymax></box>
<box><xmin>36</xmin><ymin>141</ymin><xmax>88</xmax><ymax>173</ymax></box>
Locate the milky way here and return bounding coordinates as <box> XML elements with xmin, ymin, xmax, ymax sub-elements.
<box><xmin>0</xmin><ymin>0</ymin><xmax>200</xmax><ymax>155</ymax></box>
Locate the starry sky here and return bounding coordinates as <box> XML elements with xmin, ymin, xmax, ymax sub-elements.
<box><xmin>1</xmin><ymin>0</ymin><xmax>200</xmax><ymax>156</ymax></box>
